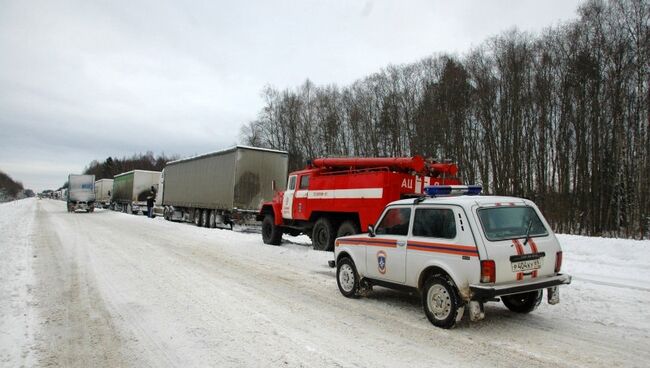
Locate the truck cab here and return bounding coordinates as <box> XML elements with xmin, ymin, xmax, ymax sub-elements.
<box><xmin>333</xmin><ymin>185</ymin><xmax>571</xmax><ymax>328</ymax></box>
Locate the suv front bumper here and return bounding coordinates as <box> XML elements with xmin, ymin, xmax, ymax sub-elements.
<box><xmin>470</xmin><ymin>273</ymin><xmax>571</xmax><ymax>300</ymax></box>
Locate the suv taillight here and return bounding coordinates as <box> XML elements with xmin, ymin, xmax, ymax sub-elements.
<box><xmin>555</xmin><ymin>251</ymin><xmax>563</xmax><ymax>273</ymax></box>
<box><xmin>480</xmin><ymin>260</ymin><xmax>495</xmax><ymax>283</ymax></box>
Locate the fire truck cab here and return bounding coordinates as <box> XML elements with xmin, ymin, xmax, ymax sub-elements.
<box><xmin>258</xmin><ymin>156</ymin><xmax>460</xmax><ymax>250</ymax></box>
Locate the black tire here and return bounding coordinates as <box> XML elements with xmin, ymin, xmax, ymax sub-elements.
<box><xmin>262</xmin><ymin>214</ymin><xmax>282</xmax><ymax>245</ymax></box>
<box><xmin>336</xmin><ymin>220</ymin><xmax>359</xmax><ymax>238</ymax></box>
<box><xmin>336</xmin><ymin>257</ymin><xmax>360</xmax><ymax>298</ymax></box>
<box><xmin>194</xmin><ymin>209</ymin><xmax>201</xmax><ymax>226</ymax></box>
<box><xmin>502</xmin><ymin>290</ymin><xmax>543</xmax><ymax>313</ymax></box>
<box><xmin>312</xmin><ymin>217</ymin><xmax>335</xmax><ymax>251</ymax></box>
<box><xmin>200</xmin><ymin>209</ymin><xmax>209</xmax><ymax>227</ymax></box>
<box><xmin>208</xmin><ymin>210</ymin><xmax>216</xmax><ymax>228</ymax></box>
<box><xmin>422</xmin><ymin>275</ymin><xmax>461</xmax><ymax>329</ymax></box>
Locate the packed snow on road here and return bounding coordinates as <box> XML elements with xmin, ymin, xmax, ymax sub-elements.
<box><xmin>1</xmin><ymin>198</ymin><xmax>649</xmax><ymax>367</ymax></box>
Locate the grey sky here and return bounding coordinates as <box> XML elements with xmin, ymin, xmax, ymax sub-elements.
<box><xmin>0</xmin><ymin>0</ymin><xmax>583</xmax><ymax>191</ymax></box>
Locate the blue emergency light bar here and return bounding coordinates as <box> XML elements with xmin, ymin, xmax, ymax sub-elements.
<box><xmin>424</xmin><ymin>185</ymin><xmax>482</xmax><ymax>197</ymax></box>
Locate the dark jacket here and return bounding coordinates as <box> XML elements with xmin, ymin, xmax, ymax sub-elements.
<box><xmin>146</xmin><ymin>191</ymin><xmax>155</xmax><ymax>207</ymax></box>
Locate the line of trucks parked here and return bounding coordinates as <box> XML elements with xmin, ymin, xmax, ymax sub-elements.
<box><xmin>67</xmin><ymin>145</ymin><xmax>460</xmax><ymax>250</ymax></box>
<box><xmin>63</xmin><ymin>145</ymin><xmax>570</xmax><ymax>328</ymax></box>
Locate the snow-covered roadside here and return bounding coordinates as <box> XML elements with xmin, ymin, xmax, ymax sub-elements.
<box><xmin>0</xmin><ymin>198</ymin><xmax>36</xmax><ymax>367</ymax></box>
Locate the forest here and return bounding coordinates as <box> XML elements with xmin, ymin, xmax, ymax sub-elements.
<box><xmin>82</xmin><ymin>152</ymin><xmax>178</xmax><ymax>182</ymax></box>
<box><xmin>0</xmin><ymin>171</ymin><xmax>25</xmax><ymax>201</ymax></box>
<box><xmin>240</xmin><ymin>0</ymin><xmax>649</xmax><ymax>238</ymax></box>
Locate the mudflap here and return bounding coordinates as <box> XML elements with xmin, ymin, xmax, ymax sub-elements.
<box><xmin>468</xmin><ymin>301</ymin><xmax>485</xmax><ymax>322</ymax></box>
<box><xmin>547</xmin><ymin>286</ymin><xmax>560</xmax><ymax>305</ymax></box>
<box><xmin>456</xmin><ymin>306</ymin><xmax>466</xmax><ymax>323</ymax></box>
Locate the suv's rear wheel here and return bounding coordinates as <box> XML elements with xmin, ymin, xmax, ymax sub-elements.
<box><xmin>502</xmin><ymin>290</ymin><xmax>542</xmax><ymax>313</ymax></box>
<box><xmin>312</xmin><ymin>217</ymin><xmax>335</xmax><ymax>251</ymax></box>
<box><xmin>423</xmin><ymin>275</ymin><xmax>460</xmax><ymax>329</ymax></box>
<box><xmin>336</xmin><ymin>257</ymin><xmax>360</xmax><ymax>298</ymax></box>
<box><xmin>262</xmin><ymin>214</ymin><xmax>282</xmax><ymax>245</ymax></box>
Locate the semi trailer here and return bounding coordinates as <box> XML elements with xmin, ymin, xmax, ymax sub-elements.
<box><xmin>94</xmin><ymin>178</ymin><xmax>114</xmax><ymax>208</ymax></box>
<box><xmin>111</xmin><ymin>170</ymin><xmax>161</xmax><ymax>214</ymax></box>
<box><xmin>162</xmin><ymin>145</ymin><xmax>288</xmax><ymax>228</ymax></box>
<box><xmin>67</xmin><ymin>174</ymin><xmax>96</xmax><ymax>212</ymax></box>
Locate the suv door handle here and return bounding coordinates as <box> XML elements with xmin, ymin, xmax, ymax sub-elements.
<box><xmin>397</xmin><ymin>240</ymin><xmax>406</xmax><ymax>247</ymax></box>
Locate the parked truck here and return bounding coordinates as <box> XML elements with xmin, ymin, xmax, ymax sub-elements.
<box><xmin>67</xmin><ymin>174</ymin><xmax>96</xmax><ymax>212</ymax></box>
<box><xmin>162</xmin><ymin>145</ymin><xmax>288</xmax><ymax>228</ymax></box>
<box><xmin>94</xmin><ymin>178</ymin><xmax>114</xmax><ymax>208</ymax></box>
<box><xmin>111</xmin><ymin>170</ymin><xmax>161</xmax><ymax>214</ymax></box>
<box><xmin>258</xmin><ymin>156</ymin><xmax>461</xmax><ymax>250</ymax></box>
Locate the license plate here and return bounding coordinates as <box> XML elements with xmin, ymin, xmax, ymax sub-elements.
<box><xmin>511</xmin><ymin>258</ymin><xmax>542</xmax><ymax>272</ymax></box>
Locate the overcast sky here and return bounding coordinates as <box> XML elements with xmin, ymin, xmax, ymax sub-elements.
<box><xmin>0</xmin><ymin>0</ymin><xmax>583</xmax><ymax>191</ymax></box>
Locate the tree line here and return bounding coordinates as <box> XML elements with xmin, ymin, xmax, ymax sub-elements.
<box><xmin>240</xmin><ymin>0</ymin><xmax>650</xmax><ymax>239</ymax></box>
<box><xmin>0</xmin><ymin>170</ymin><xmax>25</xmax><ymax>202</ymax></box>
<box><xmin>82</xmin><ymin>152</ymin><xmax>179</xmax><ymax>181</ymax></box>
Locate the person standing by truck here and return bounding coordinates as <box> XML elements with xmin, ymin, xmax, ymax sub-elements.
<box><xmin>146</xmin><ymin>186</ymin><xmax>156</xmax><ymax>218</ymax></box>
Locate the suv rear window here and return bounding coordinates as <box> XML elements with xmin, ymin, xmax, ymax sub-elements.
<box><xmin>478</xmin><ymin>206</ymin><xmax>548</xmax><ymax>241</ymax></box>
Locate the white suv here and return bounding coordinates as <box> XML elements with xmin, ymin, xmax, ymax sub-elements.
<box><xmin>332</xmin><ymin>185</ymin><xmax>571</xmax><ymax>329</ymax></box>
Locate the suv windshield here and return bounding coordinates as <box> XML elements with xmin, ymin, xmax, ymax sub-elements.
<box><xmin>478</xmin><ymin>206</ymin><xmax>548</xmax><ymax>241</ymax></box>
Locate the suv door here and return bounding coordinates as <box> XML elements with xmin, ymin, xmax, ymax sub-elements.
<box><xmin>407</xmin><ymin>206</ymin><xmax>480</xmax><ymax>285</ymax></box>
<box><xmin>364</xmin><ymin>206</ymin><xmax>411</xmax><ymax>284</ymax></box>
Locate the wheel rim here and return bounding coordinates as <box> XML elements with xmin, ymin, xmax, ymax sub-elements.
<box><xmin>427</xmin><ymin>284</ymin><xmax>452</xmax><ymax>320</ymax></box>
<box><xmin>338</xmin><ymin>264</ymin><xmax>355</xmax><ymax>292</ymax></box>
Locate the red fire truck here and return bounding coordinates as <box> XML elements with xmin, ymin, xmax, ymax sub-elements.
<box><xmin>258</xmin><ymin>156</ymin><xmax>461</xmax><ymax>250</ymax></box>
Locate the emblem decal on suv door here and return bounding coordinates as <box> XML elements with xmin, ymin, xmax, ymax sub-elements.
<box><xmin>377</xmin><ymin>250</ymin><xmax>387</xmax><ymax>274</ymax></box>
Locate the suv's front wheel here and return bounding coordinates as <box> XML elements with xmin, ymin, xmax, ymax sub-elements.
<box><xmin>423</xmin><ymin>275</ymin><xmax>460</xmax><ymax>329</ymax></box>
<box><xmin>336</xmin><ymin>257</ymin><xmax>360</xmax><ymax>298</ymax></box>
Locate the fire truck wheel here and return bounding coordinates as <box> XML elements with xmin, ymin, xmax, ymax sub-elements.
<box><xmin>194</xmin><ymin>209</ymin><xmax>201</xmax><ymax>226</ymax></box>
<box><xmin>502</xmin><ymin>290</ymin><xmax>543</xmax><ymax>313</ymax></box>
<box><xmin>423</xmin><ymin>275</ymin><xmax>460</xmax><ymax>329</ymax></box>
<box><xmin>336</xmin><ymin>220</ymin><xmax>359</xmax><ymax>238</ymax></box>
<box><xmin>312</xmin><ymin>217</ymin><xmax>335</xmax><ymax>251</ymax></box>
<box><xmin>262</xmin><ymin>214</ymin><xmax>282</xmax><ymax>245</ymax></box>
<box><xmin>336</xmin><ymin>257</ymin><xmax>360</xmax><ymax>298</ymax></box>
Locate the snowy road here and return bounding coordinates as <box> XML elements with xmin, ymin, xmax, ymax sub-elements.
<box><xmin>2</xmin><ymin>198</ymin><xmax>649</xmax><ymax>367</ymax></box>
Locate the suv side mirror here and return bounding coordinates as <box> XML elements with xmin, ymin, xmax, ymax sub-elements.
<box><xmin>368</xmin><ymin>225</ymin><xmax>375</xmax><ymax>237</ymax></box>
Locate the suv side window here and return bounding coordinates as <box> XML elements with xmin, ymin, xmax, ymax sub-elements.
<box><xmin>376</xmin><ymin>207</ymin><xmax>411</xmax><ymax>236</ymax></box>
<box><xmin>413</xmin><ymin>208</ymin><xmax>456</xmax><ymax>239</ymax></box>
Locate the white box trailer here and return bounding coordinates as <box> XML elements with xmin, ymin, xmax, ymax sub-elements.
<box><xmin>94</xmin><ymin>178</ymin><xmax>114</xmax><ymax>207</ymax></box>
<box><xmin>111</xmin><ymin>170</ymin><xmax>161</xmax><ymax>214</ymax></box>
<box><xmin>162</xmin><ymin>145</ymin><xmax>288</xmax><ymax>227</ymax></box>
<box><xmin>67</xmin><ymin>174</ymin><xmax>95</xmax><ymax>212</ymax></box>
